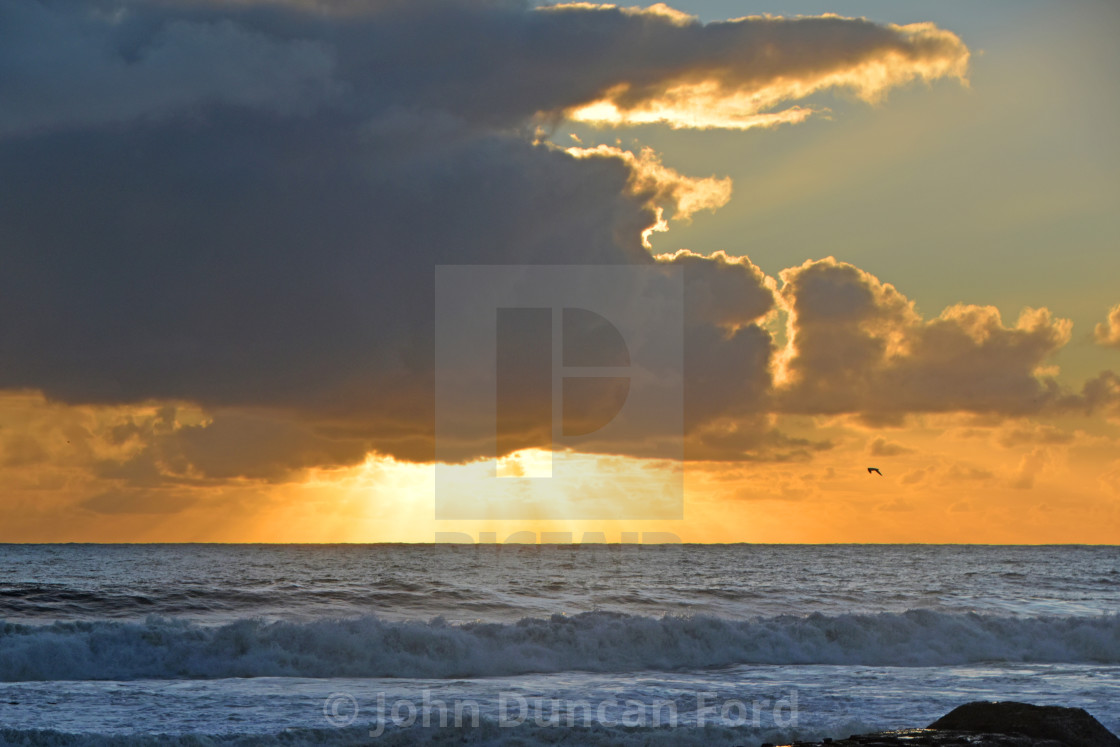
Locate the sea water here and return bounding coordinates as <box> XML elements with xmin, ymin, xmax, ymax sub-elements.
<box><xmin>0</xmin><ymin>544</ymin><xmax>1117</xmax><ymax>745</ymax></box>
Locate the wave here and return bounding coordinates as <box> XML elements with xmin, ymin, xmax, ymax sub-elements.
<box><xmin>0</xmin><ymin>582</ymin><xmax>470</xmax><ymax>620</ymax></box>
<box><xmin>2</xmin><ymin>720</ymin><xmax>816</xmax><ymax>747</ymax></box>
<box><xmin>1</xmin><ymin>610</ymin><xmax>1118</xmax><ymax>682</ymax></box>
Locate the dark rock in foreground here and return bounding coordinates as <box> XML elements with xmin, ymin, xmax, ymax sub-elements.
<box><xmin>928</xmin><ymin>702</ymin><xmax>1120</xmax><ymax>747</ymax></box>
<box><xmin>771</xmin><ymin>702</ymin><xmax>1120</xmax><ymax>747</ymax></box>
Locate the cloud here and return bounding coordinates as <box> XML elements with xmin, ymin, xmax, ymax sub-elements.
<box><xmin>1094</xmin><ymin>304</ymin><xmax>1120</xmax><ymax>349</ymax></box>
<box><xmin>0</xmin><ymin>108</ymin><xmax>650</xmax><ymax>429</ymax></box>
<box><xmin>567</xmin><ymin>145</ymin><xmax>732</xmax><ymax>246</ymax></box>
<box><xmin>722</xmin><ymin>463</ymin><xmax>831</xmax><ymax>502</ymax></box>
<box><xmin>12</xmin><ymin>0</ymin><xmax>1093</xmax><ymax>480</ymax></box>
<box><xmin>1073</xmin><ymin>371</ymin><xmax>1120</xmax><ymax>417</ymax></box>
<box><xmin>559</xmin><ymin>9</ymin><xmax>970</xmax><ymax>130</ymax></box>
<box><xmin>900</xmin><ymin>468</ymin><xmax>927</xmax><ymax>486</ymax></box>
<box><xmin>0</xmin><ymin>0</ymin><xmax>342</xmax><ymax>137</ymax></box>
<box><xmin>657</xmin><ymin>251</ymin><xmax>776</xmax><ymax>434</ymax></box>
<box><xmin>774</xmin><ymin>258</ymin><xmax>1079</xmax><ymax>418</ymax></box>
<box><xmin>81</xmin><ymin>489</ymin><xmax>196</xmax><ymax>515</ymax></box>
<box><xmin>1102</xmin><ymin>460</ymin><xmax>1120</xmax><ymax>496</ymax></box>
<box><xmin>0</xmin><ymin>1</ymin><xmax>968</xmax><ymax>139</ymax></box>
<box><xmin>946</xmin><ymin>462</ymin><xmax>994</xmax><ymax>482</ymax></box>
<box><xmin>0</xmin><ymin>391</ymin><xmax>372</xmax><ymax>496</ymax></box>
<box><xmin>868</xmin><ymin>436</ymin><xmax>913</xmax><ymax>456</ymax></box>
<box><xmin>1</xmin><ymin>433</ymin><xmax>49</xmax><ymax>468</ymax></box>
<box><xmin>687</xmin><ymin>415</ymin><xmax>832</xmax><ymax>462</ymax></box>
<box><xmin>658</xmin><ymin>250</ymin><xmax>775</xmax><ymax>328</ymax></box>
<box><xmin>996</xmin><ymin>422</ymin><xmax>1075</xmax><ymax>448</ymax></box>
<box><xmin>1010</xmin><ymin>447</ymin><xmax>1053</xmax><ymax>490</ymax></box>
<box><xmin>96</xmin><ymin>408</ymin><xmax>375</xmax><ymax>484</ymax></box>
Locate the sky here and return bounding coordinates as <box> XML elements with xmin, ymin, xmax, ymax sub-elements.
<box><xmin>1</xmin><ymin>0</ymin><xmax>1118</xmax><ymax>543</ymax></box>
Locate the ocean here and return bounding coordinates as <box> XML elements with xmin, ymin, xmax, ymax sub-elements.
<box><xmin>0</xmin><ymin>543</ymin><xmax>1117</xmax><ymax>745</ymax></box>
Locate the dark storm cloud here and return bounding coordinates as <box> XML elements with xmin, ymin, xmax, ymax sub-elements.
<box><xmin>0</xmin><ymin>0</ymin><xmax>968</xmax><ymax>137</ymax></box>
<box><xmin>656</xmin><ymin>251</ymin><xmax>777</xmax><ymax>434</ymax></box>
<box><xmin>0</xmin><ymin>0</ymin><xmax>341</xmax><ymax>137</ymax></box>
<box><xmin>0</xmin><ymin>0</ymin><xmax>976</xmax><ymax>477</ymax></box>
<box><xmin>0</xmin><ymin>112</ymin><xmax>647</xmax><ymax>428</ymax></box>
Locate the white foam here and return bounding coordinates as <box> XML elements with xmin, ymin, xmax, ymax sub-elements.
<box><xmin>1</xmin><ymin>609</ymin><xmax>1117</xmax><ymax>682</ymax></box>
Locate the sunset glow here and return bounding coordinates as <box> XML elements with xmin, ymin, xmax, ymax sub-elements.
<box><xmin>1</xmin><ymin>0</ymin><xmax>1118</xmax><ymax>545</ymax></box>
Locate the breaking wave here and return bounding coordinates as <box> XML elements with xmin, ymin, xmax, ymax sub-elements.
<box><xmin>1</xmin><ymin>609</ymin><xmax>1118</xmax><ymax>682</ymax></box>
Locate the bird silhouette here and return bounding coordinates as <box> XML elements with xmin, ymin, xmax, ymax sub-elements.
<box><xmin>867</xmin><ymin>467</ymin><xmax>883</xmax><ymax>476</ymax></box>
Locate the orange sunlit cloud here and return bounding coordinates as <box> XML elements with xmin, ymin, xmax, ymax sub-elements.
<box><xmin>561</xmin><ymin>11</ymin><xmax>970</xmax><ymax>130</ymax></box>
<box><xmin>1095</xmin><ymin>304</ymin><xmax>1120</xmax><ymax>349</ymax></box>
<box><xmin>566</xmin><ymin>144</ymin><xmax>732</xmax><ymax>246</ymax></box>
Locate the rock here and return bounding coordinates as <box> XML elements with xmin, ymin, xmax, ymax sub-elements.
<box><xmin>928</xmin><ymin>702</ymin><xmax>1120</xmax><ymax>747</ymax></box>
<box><xmin>772</xmin><ymin>702</ymin><xmax>1119</xmax><ymax>747</ymax></box>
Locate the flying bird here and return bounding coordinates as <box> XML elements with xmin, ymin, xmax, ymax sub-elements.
<box><xmin>867</xmin><ymin>467</ymin><xmax>883</xmax><ymax>476</ymax></box>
